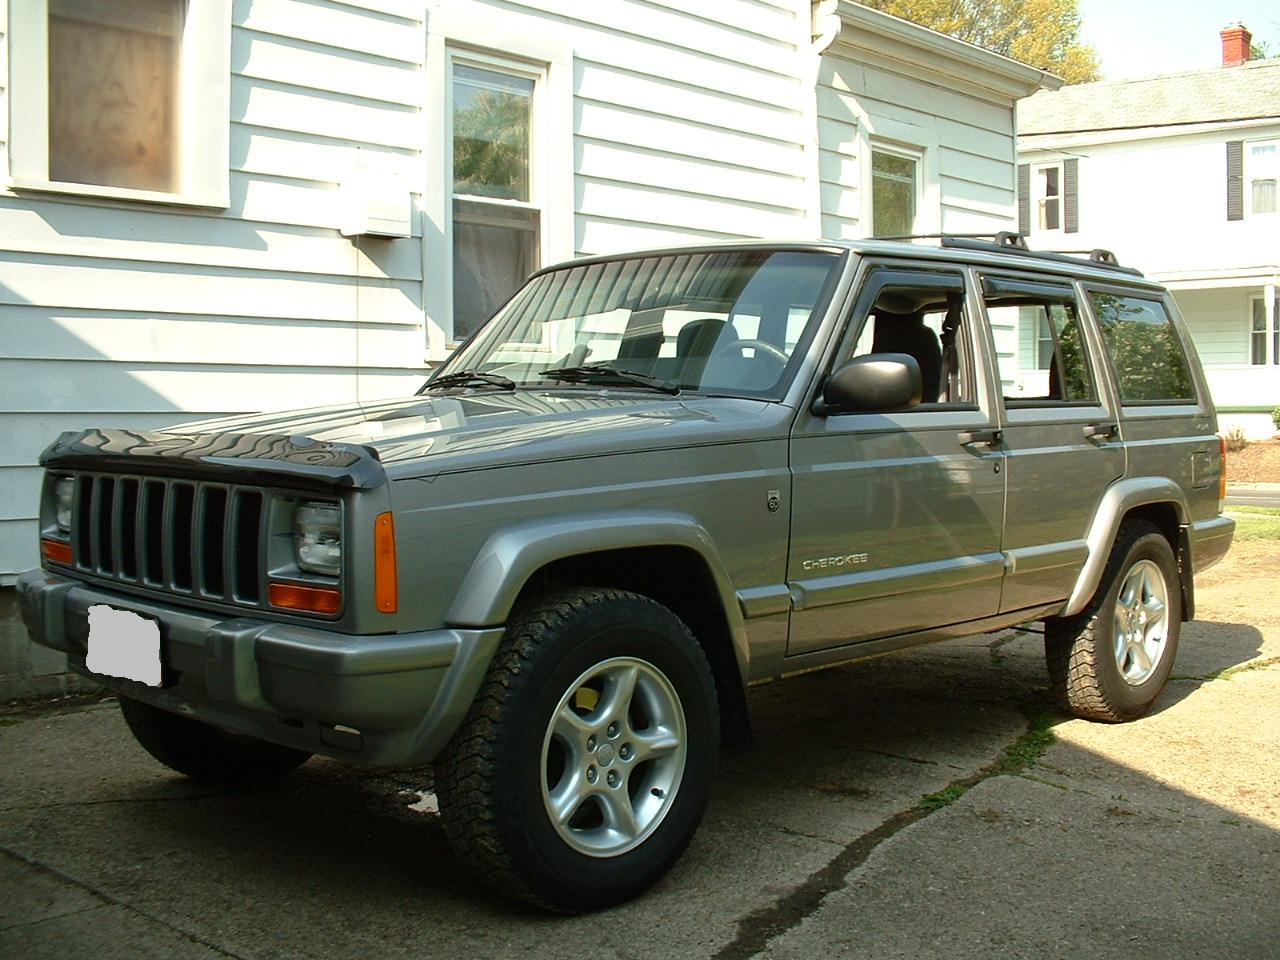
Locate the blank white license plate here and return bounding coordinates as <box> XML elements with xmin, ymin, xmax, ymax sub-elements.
<box><xmin>86</xmin><ymin>604</ymin><xmax>162</xmax><ymax>686</ymax></box>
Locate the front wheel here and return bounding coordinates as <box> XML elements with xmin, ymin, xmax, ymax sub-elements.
<box><xmin>435</xmin><ymin>588</ymin><xmax>719</xmax><ymax>912</ymax></box>
<box><xmin>1045</xmin><ymin>520</ymin><xmax>1181</xmax><ymax>722</ymax></box>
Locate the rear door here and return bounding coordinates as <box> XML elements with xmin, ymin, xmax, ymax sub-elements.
<box><xmin>786</xmin><ymin>262</ymin><xmax>1006</xmax><ymax>656</ymax></box>
<box><xmin>975</xmin><ymin>272</ymin><xmax>1125</xmax><ymax>612</ymax></box>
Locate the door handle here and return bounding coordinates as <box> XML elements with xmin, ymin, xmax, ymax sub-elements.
<box><xmin>958</xmin><ymin>428</ymin><xmax>1003</xmax><ymax>447</ymax></box>
<box><xmin>1084</xmin><ymin>422</ymin><xmax>1118</xmax><ymax>441</ymax></box>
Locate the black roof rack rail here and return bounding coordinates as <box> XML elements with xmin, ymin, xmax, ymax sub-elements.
<box><xmin>870</xmin><ymin>232</ymin><xmax>1144</xmax><ymax>277</ymax></box>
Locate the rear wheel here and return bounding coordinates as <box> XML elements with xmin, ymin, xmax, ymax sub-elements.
<box><xmin>118</xmin><ymin>697</ymin><xmax>312</xmax><ymax>783</ymax></box>
<box><xmin>1045</xmin><ymin>521</ymin><xmax>1181</xmax><ymax>722</ymax></box>
<box><xmin>435</xmin><ymin>588</ymin><xmax>719</xmax><ymax>912</ymax></box>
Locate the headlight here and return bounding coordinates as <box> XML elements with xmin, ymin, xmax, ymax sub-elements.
<box><xmin>54</xmin><ymin>476</ymin><xmax>75</xmax><ymax>533</ymax></box>
<box><xmin>294</xmin><ymin>501</ymin><xmax>342</xmax><ymax>576</ymax></box>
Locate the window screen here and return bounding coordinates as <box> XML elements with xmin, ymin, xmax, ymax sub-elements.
<box><xmin>1090</xmin><ymin>293</ymin><xmax>1195</xmax><ymax>403</ymax></box>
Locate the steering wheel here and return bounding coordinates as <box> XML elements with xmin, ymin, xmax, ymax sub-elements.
<box><xmin>711</xmin><ymin>339</ymin><xmax>790</xmax><ymax>365</ymax></box>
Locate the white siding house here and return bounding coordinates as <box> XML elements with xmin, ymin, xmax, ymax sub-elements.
<box><xmin>0</xmin><ymin>0</ymin><xmax>1051</xmax><ymax>694</ymax></box>
<box><xmin>1017</xmin><ymin>33</ymin><xmax>1280</xmax><ymax>438</ymax></box>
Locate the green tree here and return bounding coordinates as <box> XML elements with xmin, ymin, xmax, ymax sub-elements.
<box><xmin>860</xmin><ymin>0</ymin><xmax>1100</xmax><ymax>83</ymax></box>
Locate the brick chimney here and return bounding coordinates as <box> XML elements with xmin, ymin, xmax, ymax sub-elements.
<box><xmin>1221</xmin><ymin>23</ymin><xmax>1252</xmax><ymax>67</ymax></box>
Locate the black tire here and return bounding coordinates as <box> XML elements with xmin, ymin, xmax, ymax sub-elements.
<box><xmin>1045</xmin><ymin>520</ymin><xmax>1181</xmax><ymax>722</ymax></box>
<box><xmin>118</xmin><ymin>696</ymin><xmax>312</xmax><ymax>783</ymax></box>
<box><xmin>435</xmin><ymin>587</ymin><xmax>720</xmax><ymax>913</ymax></box>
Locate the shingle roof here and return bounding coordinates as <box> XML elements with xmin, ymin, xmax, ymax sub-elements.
<box><xmin>1019</xmin><ymin>58</ymin><xmax>1280</xmax><ymax>136</ymax></box>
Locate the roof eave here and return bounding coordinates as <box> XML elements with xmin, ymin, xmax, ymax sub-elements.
<box><xmin>831</xmin><ymin>0</ymin><xmax>1062</xmax><ymax>98</ymax></box>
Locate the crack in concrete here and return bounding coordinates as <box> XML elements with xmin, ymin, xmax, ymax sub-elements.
<box><xmin>0</xmin><ymin>901</ymin><xmax>104</xmax><ymax>933</ymax></box>
<box><xmin>0</xmin><ymin>846</ymin><xmax>257</xmax><ymax>960</ymax></box>
<box><xmin>712</xmin><ymin>708</ymin><xmax>1057</xmax><ymax>960</ymax></box>
<box><xmin>0</xmin><ymin>792</ymin><xmax>236</xmax><ymax>814</ymax></box>
<box><xmin>1171</xmin><ymin>656</ymin><xmax>1280</xmax><ymax>684</ymax></box>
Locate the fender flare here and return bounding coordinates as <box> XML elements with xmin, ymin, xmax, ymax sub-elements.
<box><xmin>445</xmin><ymin>509</ymin><xmax>752</xmax><ymax>686</ymax></box>
<box><xmin>1063</xmin><ymin>477</ymin><xmax>1189</xmax><ymax>617</ymax></box>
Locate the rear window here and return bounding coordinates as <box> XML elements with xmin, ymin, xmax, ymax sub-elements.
<box><xmin>1089</xmin><ymin>292</ymin><xmax>1195</xmax><ymax>404</ymax></box>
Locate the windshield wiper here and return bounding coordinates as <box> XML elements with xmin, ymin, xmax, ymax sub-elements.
<box><xmin>539</xmin><ymin>363</ymin><xmax>681</xmax><ymax>395</ymax></box>
<box><xmin>422</xmin><ymin>370</ymin><xmax>516</xmax><ymax>392</ymax></box>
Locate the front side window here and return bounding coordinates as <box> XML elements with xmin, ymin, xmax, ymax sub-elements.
<box><xmin>841</xmin><ymin>271</ymin><xmax>974</xmax><ymax>406</ymax></box>
<box><xmin>1035</xmin><ymin>163</ymin><xmax>1063</xmax><ymax>231</ymax></box>
<box><xmin>434</xmin><ymin>250</ymin><xmax>842</xmax><ymax>399</ymax></box>
<box><xmin>1249</xmin><ymin>140</ymin><xmax>1278</xmax><ymax>216</ymax></box>
<box><xmin>871</xmin><ymin>150</ymin><xmax>918</xmax><ymax>237</ymax></box>
<box><xmin>451</xmin><ymin>60</ymin><xmax>541</xmax><ymax>341</ymax></box>
<box><xmin>1091</xmin><ymin>293</ymin><xmax>1195</xmax><ymax>403</ymax></box>
<box><xmin>983</xmin><ymin>280</ymin><xmax>1095</xmax><ymax>405</ymax></box>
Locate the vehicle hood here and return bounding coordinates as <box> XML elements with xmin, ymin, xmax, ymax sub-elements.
<box><xmin>161</xmin><ymin>390</ymin><xmax>790</xmax><ymax>478</ymax></box>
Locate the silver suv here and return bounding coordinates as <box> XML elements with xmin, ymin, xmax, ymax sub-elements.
<box><xmin>18</xmin><ymin>235</ymin><xmax>1235</xmax><ymax>911</ymax></box>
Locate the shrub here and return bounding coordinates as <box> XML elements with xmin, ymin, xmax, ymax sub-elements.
<box><xmin>1225</xmin><ymin>425</ymin><xmax>1249</xmax><ymax>452</ymax></box>
<box><xmin>1272</xmin><ymin>406</ymin><xmax>1280</xmax><ymax>433</ymax></box>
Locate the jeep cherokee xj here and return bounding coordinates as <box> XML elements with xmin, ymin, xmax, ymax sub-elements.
<box><xmin>18</xmin><ymin>235</ymin><xmax>1235</xmax><ymax>911</ymax></box>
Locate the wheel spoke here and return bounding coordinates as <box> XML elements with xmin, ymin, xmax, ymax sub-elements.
<box><xmin>554</xmin><ymin>704</ymin><xmax>593</xmax><ymax>749</ymax></box>
<box><xmin>548</xmin><ymin>771</ymin><xmax>588</xmax><ymax>825</ymax></box>
<box><xmin>1130</xmin><ymin>639</ymin><xmax>1154</xmax><ymax>675</ymax></box>
<box><xmin>599</xmin><ymin>788</ymin><xmax>640</xmax><ymax>841</ymax></box>
<box><xmin>595</xmin><ymin>664</ymin><xmax>640</xmax><ymax>722</ymax></box>
<box><xmin>632</xmin><ymin>726</ymin><xmax>681</xmax><ymax>761</ymax></box>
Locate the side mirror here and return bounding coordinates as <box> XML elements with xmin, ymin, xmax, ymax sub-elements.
<box><xmin>814</xmin><ymin>353</ymin><xmax>922</xmax><ymax>415</ymax></box>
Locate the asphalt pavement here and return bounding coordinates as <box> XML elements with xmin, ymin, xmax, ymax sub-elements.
<box><xmin>1226</xmin><ymin>482</ymin><xmax>1280</xmax><ymax>509</ymax></box>
<box><xmin>2</xmin><ymin>544</ymin><xmax>1277</xmax><ymax>960</ymax></box>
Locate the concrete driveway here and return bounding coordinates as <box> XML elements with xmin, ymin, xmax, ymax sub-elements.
<box><xmin>2</xmin><ymin>543</ymin><xmax>1277</xmax><ymax>960</ymax></box>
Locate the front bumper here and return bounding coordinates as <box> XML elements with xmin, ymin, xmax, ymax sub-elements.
<box><xmin>16</xmin><ymin>568</ymin><xmax>502</xmax><ymax>767</ymax></box>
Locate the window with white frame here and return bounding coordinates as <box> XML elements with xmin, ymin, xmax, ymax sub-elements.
<box><xmin>1248</xmin><ymin>140</ymin><xmax>1278</xmax><ymax>216</ymax></box>
<box><xmin>450</xmin><ymin>56</ymin><xmax>543</xmax><ymax>341</ymax></box>
<box><xmin>9</xmin><ymin>0</ymin><xmax>231</xmax><ymax>206</ymax></box>
<box><xmin>1035</xmin><ymin>162</ymin><xmax>1063</xmax><ymax>232</ymax></box>
<box><xmin>1251</xmin><ymin>295</ymin><xmax>1279</xmax><ymax>366</ymax></box>
<box><xmin>871</xmin><ymin>149</ymin><xmax>918</xmax><ymax>237</ymax></box>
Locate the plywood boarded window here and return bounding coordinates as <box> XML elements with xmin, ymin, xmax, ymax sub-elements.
<box><xmin>48</xmin><ymin>0</ymin><xmax>184</xmax><ymax>192</ymax></box>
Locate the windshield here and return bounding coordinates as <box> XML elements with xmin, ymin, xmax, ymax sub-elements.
<box><xmin>432</xmin><ymin>249</ymin><xmax>843</xmax><ymax>399</ymax></box>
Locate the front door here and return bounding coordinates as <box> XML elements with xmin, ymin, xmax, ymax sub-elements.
<box><xmin>787</xmin><ymin>262</ymin><xmax>1006</xmax><ymax>656</ymax></box>
<box><xmin>975</xmin><ymin>272</ymin><xmax>1125</xmax><ymax>612</ymax></box>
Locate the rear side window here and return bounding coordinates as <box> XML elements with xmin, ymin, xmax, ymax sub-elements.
<box><xmin>981</xmin><ymin>277</ymin><xmax>1096</xmax><ymax>406</ymax></box>
<box><xmin>1089</xmin><ymin>292</ymin><xmax>1195</xmax><ymax>403</ymax></box>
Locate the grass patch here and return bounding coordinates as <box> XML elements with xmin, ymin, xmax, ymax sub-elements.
<box><xmin>917</xmin><ymin>710</ymin><xmax>1058</xmax><ymax>811</ymax></box>
<box><xmin>1227</xmin><ymin>507</ymin><xmax>1280</xmax><ymax>540</ymax></box>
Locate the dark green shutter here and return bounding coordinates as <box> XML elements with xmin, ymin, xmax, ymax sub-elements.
<box><xmin>1063</xmin><ymin>158</ymin><xmax>1079</xmax><ymax>234</ymax></box>
<box><xmin>1017</xmin><ymin>163</ymin><xmax>1031</xmax><ymax>235</ymax></box>
<box><xmin>1227</xmin><ymin>141</ymin><xmax>1244</xmax><ymax>221</ymax></box>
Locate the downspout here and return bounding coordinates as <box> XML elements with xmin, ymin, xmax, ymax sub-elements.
<box><xmin>804</xmin><ymin>0</ymin><xmax>842</xmax><ymax>237</ymax></box>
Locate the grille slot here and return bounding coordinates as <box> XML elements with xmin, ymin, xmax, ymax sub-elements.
<box><xmin>70</xmin><ymin>472</ymin><xmax>278</xmax><ymax>610</ymax></box>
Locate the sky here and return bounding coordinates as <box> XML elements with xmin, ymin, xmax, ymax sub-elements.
<box><xmin>1077</xmin><ymin>0</ymin><xmax>1280</xmax><ymax>79</ymax></box>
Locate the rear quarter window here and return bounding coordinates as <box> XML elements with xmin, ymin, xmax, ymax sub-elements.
<box><xmin>1089</xmin><ymin>292</ymin><xmax>1196</xmax><ymax>404</ymax></box>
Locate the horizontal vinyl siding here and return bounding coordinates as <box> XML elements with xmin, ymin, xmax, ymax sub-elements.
<box><xmin>1173</xmin><ymin>289</ymin><xmax>1254</xmax><ymax>366</ymax></box>
<box><xmin>0</xmin><ymin>0</ymin><xmax>429</xmax><ymax>576</ymax></box>
<box><xmin>510</xmin><ymin>0</ymin><xmax>810</xmax><ymax>256</ymax></box>
<box><xmin>817</xmin><ymin>46</ymin><xmax>1019</xmax><ymax>239</ymax></box>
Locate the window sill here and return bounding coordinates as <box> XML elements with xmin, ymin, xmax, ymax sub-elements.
<box><xmin>8</xmin><ymin>176</ymin><xmax>229</xmax><ymax>210</ymax></box>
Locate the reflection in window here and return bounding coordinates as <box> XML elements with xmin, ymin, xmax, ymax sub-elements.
<box><xmin>1091</xmin><ymin>293</ymin><xmax>1195</xmax><ymax>403</ymax></box>
<box><xmin>987</xmin><ymin>296</ymin><xmax>1095</xmax><ymax>404</ymax></box>
<box><xmin>451</xmin><ymin>62</ymin><xmax>540</xmax><ymax>339</ymax></box>
<box><xmin>48</xmin><ymin>0</ymin><xmax>184</xmax><ymax>192</ymax></box>
<box><xmin>871</xmin><ymin>151</ymin><xmax>917</xmax><ymax>237</ymax></box>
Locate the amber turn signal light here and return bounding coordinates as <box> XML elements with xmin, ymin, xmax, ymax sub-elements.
<box><xmin>268</xmin><ymin>581</ymin><xmax>341</xmax><ymax>615</ymax></box>
<box><xmin>374</xmin><ymin>512</ymin><xmax>398</xmax><ymax>613</ymax></box>
<box><xmin>41</xmin><ymin>538</ymin><xmax>73</xmax><ymax>564</ymax></box>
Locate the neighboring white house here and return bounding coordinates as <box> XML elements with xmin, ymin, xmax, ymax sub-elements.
<box><xmin>1017</xmin><ymin>25</ymin><xmax>1280</xmax><ymax>438</ymax></box>
<box><xmin>0</xmin><ymin>0</ymin><xmax>1053</xmax><ymax>694</ymax></box>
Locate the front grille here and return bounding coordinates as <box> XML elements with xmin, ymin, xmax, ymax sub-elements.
<box><xmin>69</xmin><ymin>472</ymin><xmax>266</xmax><ymax>607</ymax></box>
